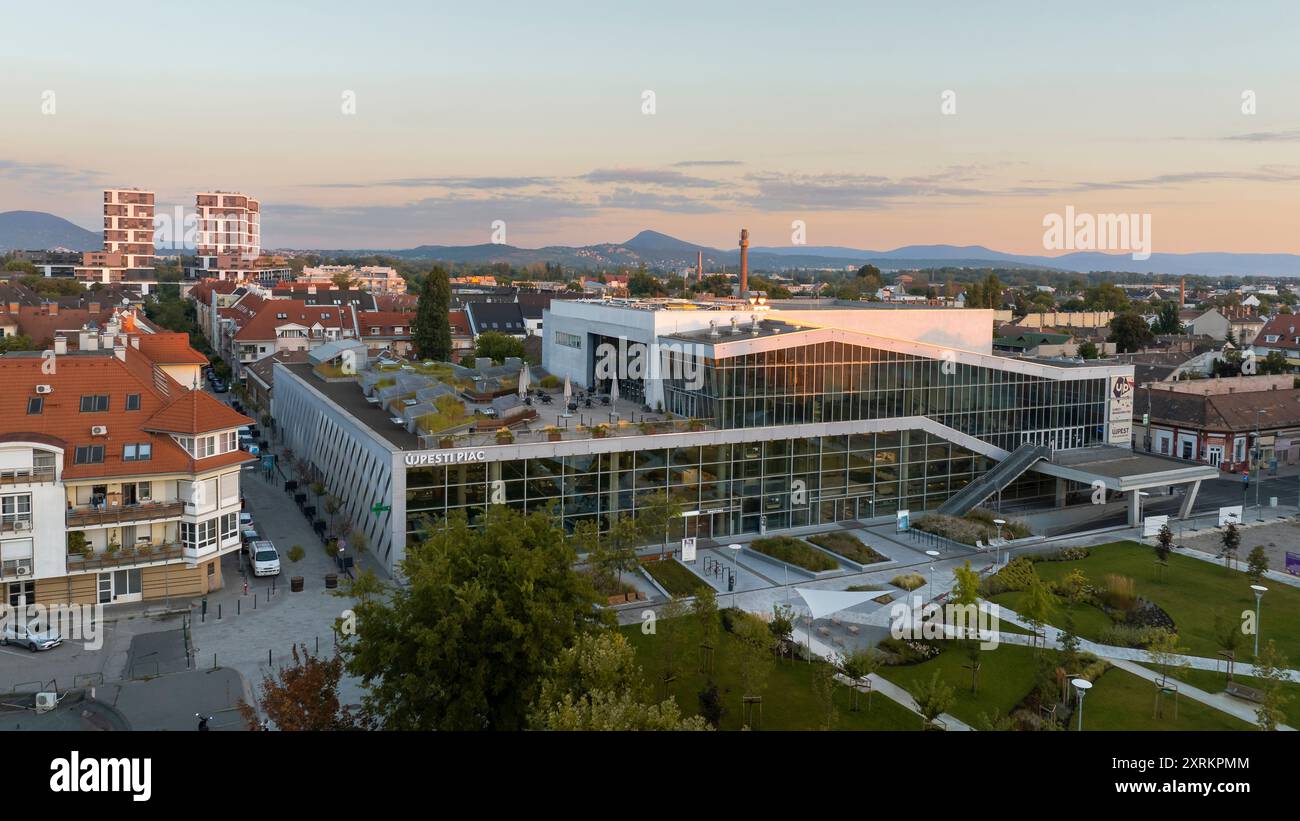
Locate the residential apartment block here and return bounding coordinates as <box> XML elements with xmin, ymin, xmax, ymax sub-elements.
<box><xmin>75</xmin><ymin>189</ymin><xmax>155</xmax><ymax>284</ymax></box>
<box><xmin>0</xmin><ymin>347</ymin><xmax>252</xmax><ymax>612</ymax></box>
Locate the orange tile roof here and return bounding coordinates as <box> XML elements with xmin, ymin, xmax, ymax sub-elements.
<box><xmin>358</xmin><ymin>311</ymin><xmax>416</xmax><ymax>335</ymax></box>
<box><xmin>133</xmin><ymin>332</ymin><xmax>211</xmax><ymax>366</ymax></box>
<box><xmin>0</xmin><ymin>351</ymin><xmax>253</xmax><ymax>481</ymax></box>
<box><xmin>448</xmin><ymin>309</ymin><xmax>471</xmax><ymax>336</ymax></box>
<box><xmin>233</xmin><ymin>300</ymin><xmax>355</xmax><ymax>341</ymax></box>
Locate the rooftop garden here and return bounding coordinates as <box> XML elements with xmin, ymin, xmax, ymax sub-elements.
<box><xmin>806</xmin><ymin>531</ymin><xmax>888</xmax><ymax>565</ymax></box>
<box><xmin>913</xmin><ymin>508</ymin><xmax>1031</xmax><ymax>546</ymax></box>
<box><xmin>748</xmin><ymin>536</ymin><xmax>839</xmax><ymax>572</ymax></box>
<box><xmin>415</xmin><ymin>395</ymin><xmax>470</xmax><ymax>435</ymax></box>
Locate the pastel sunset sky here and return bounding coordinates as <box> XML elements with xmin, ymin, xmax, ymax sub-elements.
<box><xmin>2</xmin><ymin>0</ymin><xmax>1299</xmax><ymax>252</ymax></box>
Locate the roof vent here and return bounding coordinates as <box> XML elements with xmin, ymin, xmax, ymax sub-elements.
<box><xmin>730</xmin><ymin>317</ymin><xmax>740</xmax><ymax>335</ymax></box>
<box><xmin>750</xmin><ymin>314</ymin><xmax>760</xmax><ymax>335</ymax></box>
<box><xmin>708</xmin><ymin>319</ymin><xmax>719</xmax><ymax>338</ymax></box>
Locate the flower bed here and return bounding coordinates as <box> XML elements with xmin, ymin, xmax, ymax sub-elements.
<box><xmin>807</xmin><ymin>532</ymin><xmax>888</xmax><ymax>565</ymax></box>
<box><xmin>748</xmin><ymin>536</ymin><xmax>839</xmax><ymax>572</ymax></box>
<box><xmin>912</xmin><ymin>509</ymin><xmax>1030</xmax><ymax>546</ymax></box>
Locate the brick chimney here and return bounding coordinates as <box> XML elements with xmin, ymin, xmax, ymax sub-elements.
<box><xmin>47</xmin><ymin>302</ymin><xmax>58</xmax><ymax>317</ymax></box>
<box><xmin>6</xmin><ymin>301</ymin><xmax>16</xmax><ymax>313</ymax></box>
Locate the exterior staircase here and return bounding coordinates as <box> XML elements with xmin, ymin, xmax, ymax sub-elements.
<box><xmin>937</xmin><ymin>442</ymin><xmax>1050</xmax><ymax>516</ymax></box>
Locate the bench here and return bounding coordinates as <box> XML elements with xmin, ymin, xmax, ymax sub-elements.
<box><xmin>1225</xmin><ymin>682</ymin><xmax>1266</xmax><ymax>704</ymax></box>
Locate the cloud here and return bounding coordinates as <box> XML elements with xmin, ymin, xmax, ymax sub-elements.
<box><xmin>672</xmin><ymin>159</ymin><xmax>744</xmax><ymax>168</ymax></box>
<box><xmin>1221</xmin><ymin>129</ymin><xmax>1300</xmax><ymax>143</ymax></box>
<box><xmin>0</xmin><ymin>160</ymin><xmax>106</xmax><ymax>192</ymax></box>
<box><xmin>595</xmin><ymin>188</ymin><xmax>721</xmax><ymax>213</ymax></box>
<box><xmin>580</xmin><ymin>167</ymin><xmax>724</xmax><ymax>188</ymax></box>
<box><xmin>307</xmin><ymin>176</ymin><xmax>554</xmax><ymax>190</ymax></box>
<box><xmin>742</xmin><ymin>170</ymin><xmax>996</xmax><ymax>211</ymax></box>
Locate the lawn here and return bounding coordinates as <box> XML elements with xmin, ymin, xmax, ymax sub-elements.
<box><xmin>989</xmin><ymin>591</ymin><xmax>1111</xmax><ymax>639</ymax></box>
<box><xmin>875</xmin><ymin>642</ymin><xmax>1042</xmax><ymax>727</ymax></box>
<box><xmin>1025</xmin><ymin>541</ymin><xmax>1300</xmax><ymax>663</ymax></box>
<box><xmin>641</xmin><ymin>558</ymin><xmax>710</xmax><ymax>598</ymax></box>
<box><xmin>1154</xmin><ymin>666</ymin><xmax>1300</xmax><ymax>729</ymax></box>
<box><xmin>749</xmin><ymin>536</ymin><xmax>839</xmax><ymax>572</ymax></box>
<box><xmin>1080</xmin><ymin>667</ymin><xmax>1253</xmax><ymax>731</ymax></box>
<box><xmin>806</xmin><ymin>531</ymin><xmax>889</xmax><ymax>565</ymax></box>
<box><xmin>621</xmin><ymin>624</ymin><xmax>919</xmax><ymax>730</ymax></box>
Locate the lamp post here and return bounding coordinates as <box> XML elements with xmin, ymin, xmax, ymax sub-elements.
<box><xmin>1250</xmin><ymin>584</ymin><xmax>1268</xmax><ymax>657</ymax></box>
<box><xmin>993</xmin><ymin>518</ymin><xmax>1006</xmax><ymax>564</ymax></box>
<box><xmin>728</xmin><ymin>543</ymin><xmax>742</xmax><ymax>609</ymax></box>
<box><xmin>925</xmin><ymin>549</ymin><xmax>940</xmax><ymax>602</ymax></box>
<box><xmin>1253</xmin><ymin>411</ymin><xmax>1262</xmax><ymax>520</ymax></box>
<box><xmin>1071</xmin><ymin>678</ymin><xmax>1092</xmax><ymax>731</ymax></box>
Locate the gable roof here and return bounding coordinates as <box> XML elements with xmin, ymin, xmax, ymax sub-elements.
<box><xmin>233</xmin><ymin>300</ymin><xmax>356</xmax><ymax>341</ymax></box>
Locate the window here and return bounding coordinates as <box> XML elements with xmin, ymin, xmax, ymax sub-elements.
<box><xmin>135</xmin><ymin>481</ymin><xmax>152</xmax><ymax>502</ymax></box>
<box><xmin>26</xmin><ymin>397</ymin><xmax>43</xmax><ymax>415</ymax></box>
<box><xmin>222</xmin><ymin>431</ymin><xmax>238</xmax><ymax>452</ymax></box>
<box><xmin>181</xmin><ymin>518</ymin><xmax>218</xmax><ymax>552</ymax></box>
<box><xmin>79</xmin><ymin>395</ymin><xmax>110</xmax><ymax>412</ymax></box>
<box><xmin>123</xmin><ymin>443</ymin><xmax>152</xmax><ymax>461</ymax></box>
<box><xmin>1</xmin><ymin>541</ymin><xmax>34</xmax><ymax>580</ymax></box>
<box><xmin>126</xmin><ymin>394</ymin><xmax>141</xmax><ymax>411</ymax></box>
<box><xmin>220</xmin><ymin>511</ymin><xmax>238</xmax><ymax>542</ymax></box>
<box><xmin>393</xmin><ymin>327</ymin><xmax>404</xmax><ymax>335</ymax></box>
<box><xmin>1</xmin><ymin>494</ymin><xmax>32</xmax><ymax>529</ymax></box>
<box><xmin>74</xmin><ymin>445</ymin><xmax>105</xmax><ymax>464</ymax></box>
<box><xmin>556</xmin><ymin>331</ymin><xmax>582</xmax><ymax>349</ymax></box>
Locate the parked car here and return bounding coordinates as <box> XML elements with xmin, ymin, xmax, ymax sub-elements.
<box><xmin>239</xmin><ymin>512</ymin><xmax>253</xmax><ymax>528</ymax></box>
<box><xmin>240</xmin><ymin>527</ymin><xmax>259</xmax><ymax>553</ymax></box>
<box><xmin>249</xmin><ymin>541</ymin><xmax>281</xmax><ymax>577</ymax></box>
<box><xmin>0</xmin><ymin>622</ymin><xmax>63</xmax><ymax>652</ymax></box>
<box><xmin>212</xmin><ymin>380</ymin><xmax>227</xmax><ymax>393</ymax></box>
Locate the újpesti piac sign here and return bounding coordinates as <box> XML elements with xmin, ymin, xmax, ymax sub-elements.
<box><xmin>404</xmin><ymin>449</ymin><xmax>488</xmax><ymax>467</ymax></box>
<box><xmin>1108</xmin><ymin>375</ymin><xmax>1135</xmax><ymax>445</ymax></box>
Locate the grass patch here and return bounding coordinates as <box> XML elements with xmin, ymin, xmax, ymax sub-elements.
<box><xmin>891</xmin><ymin>573</ymin><xmax>925</xmax><ymax>592</ymax></box>
<box><xmin>621</xmin><ymin>623</ymin><xmax>918</xmax><ymax>730</ymax></box>
<box><xmin>1029</xmin><ymin>540</ymin><xmax>1300</xmax><ymax>663</ymax></box>
<box><xmin>913</xmin><ymin>508</ymin><xmax>1031</xmax><ymax>546</ymax></box>
<box><xmin>1154</xmin><ymin>666</ymin><xmax>1300</xmax><ymax>729</ymax></box>
<box><xmin>990</xmin><ymin>591</ymin><xmax>1113</xmax><ymax>639</ymax></box>
<box><xmin>876</xmin><ymin>642</ymin><xmax>1043</xmax><ymax>727</ymax></box>
<box><xmin>641</xmin><ymin>558</ymin><xmax>709</xmax><ymax>598</ymax></box>
<box><xmin>846</xmin><ymin>584</ymin><xmax>894</xmax><ymax>604</ymax></box>
<box><xmin>749</xmin><ymin>536</ymin><xmax>838</xmax><ymax>572</ymax></box>
<box><xmin>807</xmin><ymin>531</ymin><xmax>889</xmax><ymax>565</ymax></box>
<box><xmin>1081</xmin><ymin>667</ymin><xmax>1253</xmax><ymax>731</ymax></box>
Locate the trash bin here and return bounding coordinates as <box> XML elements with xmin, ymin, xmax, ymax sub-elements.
<box><xmin>325</xmin><ymin>574</ymin><xmax>338</xmax><ymax>589</ymax></box>
<box><xmin>290</xmin><ymin>576</ymin><xmax>304</xmax><ymax>592</ymax></box>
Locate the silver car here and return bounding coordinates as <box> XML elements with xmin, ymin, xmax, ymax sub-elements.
<box><xmin>0</xmin><ymin>622</ymin><xmax>63</xmax><ymax>652</ymax></box>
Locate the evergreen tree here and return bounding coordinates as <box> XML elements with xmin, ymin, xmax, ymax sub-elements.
<box><xmin>414</xmin><ymin>266</ymin><xmax>452</xmax><ymax>361</ymax></box>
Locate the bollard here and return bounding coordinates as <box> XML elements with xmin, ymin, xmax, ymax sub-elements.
<box><xmin>213</xmin><ymin>653</ymin><xmax>217</xmax><ymax>670</ymax></box>
<box><xmin>218</xmin><ymin>603</ymin><xmax>222</xmax><ymax>620</ymax></box>
<box><xmin>316</xmin><ymin>635</ymin><xmax>320</xmax><ymax>654</ymax></box>
<box><xmin>268</xmin><ymin>648</ymin><xmax>272</xmax><ymax>666</ymax></box>
<box><xmin>253</xmin><ymin>593</ymin><xmax>257</xmax><ymax>610</ymax></box>
<box><xmin>237</xmin><ymin>599</ymin><xmax>241</xmax><ymax>616</ymax></box>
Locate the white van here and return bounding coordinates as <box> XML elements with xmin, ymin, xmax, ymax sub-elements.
<box><xmin>249</xmin><ymin>541</ymin><xmax>281</xmax><ymax>577</ymax></box>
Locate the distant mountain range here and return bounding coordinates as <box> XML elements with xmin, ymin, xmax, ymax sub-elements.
<box><xmin>6</xmin><ymin>210</ymin><xmax>1300</xmax><ymax>277</ymax></box>
<box><xmin>316</xmin><ymin>230</ymin><xmax>1300</xmax><ymax>277</ymax></box>
<box><xmin>0</xmin><ymin>211</ymin><xmax>100</xmax><ymax>252</ymax></box>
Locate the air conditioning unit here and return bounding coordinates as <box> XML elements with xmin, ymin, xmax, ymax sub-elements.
<box><xmin>34</xmin><ymin>692</ymin><xmax>57</xmax><ymax>714</ymax></box>
<box><xmin>90</xmin><ymin>425</ymin><xmax>108</xmax><ymax>436</ymax></box>
<box><xmin>35</xmin><ymin>385</ymin><xmax>52</xmax><ymax>394</ymax></box>
<box><xmin>15</xmin><ymin>564</ymin><xmax>30</xmax><ymax>576</ymax></box>
<box><xmin>13</xmin><ymin>520</ymin><xmax>30</xmax><ymax>532</ymax></box>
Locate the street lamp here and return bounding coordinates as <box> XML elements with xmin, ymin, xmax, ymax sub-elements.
<box><xmin>1250</xmin><ymin>584</ymin><xmax>1268</xmax><ymax>657</ymax></box>
<box><xmin>1071</xmin><ymin>678</ymin><xmax>1092</xmax><ymax>731</ymax></box>
<box><xmin>728</xmin><ymin>543</ymin><xmax>742</xmax><ymax>608</ymax></box>
<box><xmin>925</xmin><ymin>549</ymin><xmax>940</xmax><ymax>602</ymax></box>
<box><xmin>993</xmin><ymin>518</ymin><xmax>1006</xmax><ymax>564</ymax></box>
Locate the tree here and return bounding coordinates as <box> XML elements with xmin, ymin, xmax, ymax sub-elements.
<box><xmin>604</xmin><ymin>514</ymin><xmax>642</xmax><ymax>587</ymax></box>
<box><xmin>1212</xmin><ymin>609</ymin><xmax>1243</xmax><ymax>680</ymax></box>
<box><xmin>635</xmin><ymin>491</ymin><xmax>682</xmax><ymax>555</ymax></box>
<box><xmin>909</xmin><ymin>670</ymin><xmax>956</xmax><ymax>730</ymax></box>
<box><xmin>812</xmin><ymin>661</ymin><xmax>839</xmax><ymax>730</ymax></box>
<box><xmin>238</xmin><ymin>644</ymin><xmax>360</xmax><ymax>730</ymax></box>
<box><xmin>693</xmin><ymin>586</ymin><xmax>720</xmax><ymax>673</ymax></box>
<box><xmin>656</xmin><ymin>597</ymin><xmax>691</xmax><ymax>686</ymax></box>
<box><xmin>1152</xmin><ymin>302</ymin><xmax>1183</xmax><ymax>335</ymax></box>
<box><xmin>475</xmin><ymin>330</ymin><xmax>525</xmax><ymax>363</ymax></box>
<box><xmin>1020</xmin><ymin>574</ymin><xmax>1057</xmax><ymax>650</ymax></box>
<box><xmin>529</xmin><ymin>630</ymin><xmax>708</xmax><ymax>731</ymax></box>
<box><xmin>1154</xmin><ymin>523</ymin><xmax>1174</xmax><ymax>564</ymax></box>
<box><xmin>1076</xmin><ymin>340</ymin><xmax>1099</xmax><ymax>359</ymax></box>
<box><xmin>1107</xmin><ymin>312</ymin><xmax>1155</xmax><ymax>353</ymax></box>
<box><xmin>1145</xmin><ymin>628</ymin><xmax>1190</xmax><ymax>689</ymax></box>
<box><xmin>0</xmin><ymin>334</ymin><xmax>36</xmax><ymax>353</ymax></box>
<box><xmin>1221</xmin><ymin>522</ymin><xmax>1241</xmax><ymax>568</ymax></box>
<box><xmin>769</xmin><ymin>603</ymin><xmax>795</xmax><ymax>659</ymax></box>
<box><xmin>837</xmin><ymin>649</ymin><xmax>881</xmax><ymax>711</ymax></box>
<box><xmin>1247</xmin><ymin>545</ymin><xmax>1269</xmax><ymax>580</ymax></box>
<box><xmin>330</xmin><ymin>270</ymin><xmax>356</xmax><ymax>290</ymax></box>
<box><xmin>1251</xmin><ymin>640</ymin><xmax>1292</xmax><ymax>731</ymax></box>
<box><xmin>341</xmin><ymin>507</ymin><xmax>607</xmax><ymax>730</ymax></box>
<box><xmin>697</xmin><ymin>680</ymin><xmax>725</xmax><ymax>728</ymax></box>
<box><xmin>732</xmin><ymin>613</ymin><xmax>774</xmax><ymax>725</ymax></box>
<box><xmin>1059</xmin><ymin>612</ymin><xmax>1081</xmax><ymax>671</ymax></box>
<box><xmin>414</xmin><ymin>266</ymin><xmax>452</xmax><ymax>361</ymax></box>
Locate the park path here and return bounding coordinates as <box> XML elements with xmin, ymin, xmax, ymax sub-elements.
<box><xmin>988</xmin><ymin>603</ymin><xmax>1297</xmax><ymax>730</ymax></box>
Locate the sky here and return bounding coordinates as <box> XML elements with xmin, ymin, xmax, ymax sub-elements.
<box><xmin>2</xmin><ymin>1</ymin><xmax>1300</xmax><ymax>253</ymax></box>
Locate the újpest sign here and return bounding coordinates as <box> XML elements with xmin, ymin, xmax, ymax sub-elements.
<box><xmin>404</xmin><ymin>449</ymin><xmax>487</xmax><ymax>467</ymax></box>
<box><xmin>1108</xmin><ymin>375</ymin><xmax>1135</xmax><ymax>445</ymax></box>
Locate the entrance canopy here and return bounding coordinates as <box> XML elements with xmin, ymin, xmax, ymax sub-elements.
<box><xmin>795</xmin><ymin>587</ymin><xmax>892</xmax><ymax>620</ymax></box>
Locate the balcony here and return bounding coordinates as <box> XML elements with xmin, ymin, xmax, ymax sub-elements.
<box><xmin>66</xmin><ymin>543</ymin><xmax>183</xmax><ymax>572</ymax></box>
<box><xmin>0</xmin><ymin>467</ymin><xmax>56</xmax><ymax>486</ymax></box>
<box><xmin>67</xmin><ymin>500</ymin><xmax>185</xmax><ymax>528</ymax></box>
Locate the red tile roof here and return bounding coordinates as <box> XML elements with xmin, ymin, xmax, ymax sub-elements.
<box><xmin>133</xmin><ymin>332</ymin><xmax>210</xmax><ymax>366</ymax></box>
<box><xmin>232</xmin><ymin>299</ymin><xmax>355</xmax><ymax>342</ymax></box>
<box><xmin>0</xmin><ymin>351</ymin><xmax>253</xmax><ymax>481</ymax></box>
<box><xmin>448</xmin><ymin>309</ymin><xmax>471</xmax><ymax>336</ymax></box>
<box><xmin>358</xmin><ymin>311</ymin><xmax>415</xmax><ymax>336</ymax></box>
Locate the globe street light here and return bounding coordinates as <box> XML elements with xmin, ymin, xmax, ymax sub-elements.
<box><xmin>993</xmin><ymin>518</ymin><xmax>1006</xmax><ymax>564</ymax></box>
<box><xmin>925</xmin><ymin>549</ymin><xmax>940</xmax><ymax>603</ymax></box>
<box><xmin>1250</xmin><ymin>584</ymin><xmax>1268</xmax><ymax>657</ymax></box>
<box><xmin>1071</xmin><ymin>678</ymin><xmax>1092</xmax><ymax>731</ymax></box>
<box><xmin>728</xmin><ymin>543</ymin><xmax>743</xmax><ymax>608</ymax></box>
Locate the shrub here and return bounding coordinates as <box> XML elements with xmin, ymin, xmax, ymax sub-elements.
<box><xmin>877</xmin><ymin>637</ymin><xmax>942</xmax><ymax>665</ymax></box>
<box><xmin>806</xmin><ymin>532</ymin><xmax>888</xmax><ymax>565</ymax></box>
<box><xmin>891</xmin><ymin>573</ymin><xmax>926</xmax><ymax>592</ymax></box>
<box><xmin>287</xmin><ymin>545</ymin><xmax>305</xmax><ymax>562</ymax></box>
<box><xmin>1031</xmin><ymin>546</ymin><xmax>1091</xmax><ymax>563</ymax></box>
<box><xmin>539</xmin><ymin>374</ymin><xmax>561</xmax><ymax>389</ymax></box>
<box><xmin>912</xmin><ymin>509</ymin><xmax>1031</xmax><ymax>546</ymax></box>
<box><xmin>846</xmin><ymin>583</ymin><xmax>894</xmax><ymax>604</ymax></box>
<box><xmin>1097</xmin><ymin>624</ymin><xmax>1165</xmax><ymax>648</ymax></box>
<box><xmin>748</xmin><ymin>536</ymin><xmax>838</xmax><ymax>572</ymax></box>
<box><xmin>1101</xmin><ymin>574</ymin><xmax>1137</xmax><ymax>613</ymax></box>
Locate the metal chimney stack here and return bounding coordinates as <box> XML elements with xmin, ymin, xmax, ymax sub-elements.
<box><xmin>738</xmin><ymin>228</ymin><xmax>749</xmax><ymax>294</ymax></box>
<box><xmin>696</xmin><ymin>251</ymin><xmax>703</xmax><ymax>283</ymax></box>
